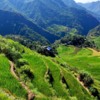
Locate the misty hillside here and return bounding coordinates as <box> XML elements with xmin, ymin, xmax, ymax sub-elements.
<box><xmin>79</xmin><ymin>1</ymin><xmax>100</xmax><ymax>21</ymax></box>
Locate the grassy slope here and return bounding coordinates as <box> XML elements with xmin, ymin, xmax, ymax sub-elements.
<box><xmin>0</xmin><ymin>54</ymin><xmax>27</xmax><ymax>99</ymax></box>
<box><xmin>93</xmin><ymin>37</ymin><xmax>100</xmax><ymax>49</ymax></box>
<box><xmin>22</xmin><ymin>48</ymin><xmax>93</xmax><ymax>100</ymax></box>
<box><xmin>57</xmin><ymin>45</ymin><xmax>100</xmax><ymax>93</ymax></box>
<box><xmin>0</xmin><ymin>37</ymin><xmax>94</xmax><ymax>100</ymax></box>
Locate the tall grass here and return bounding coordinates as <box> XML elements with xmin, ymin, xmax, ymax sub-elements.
<box><xmin>0</xmin><ymin>54</ymin><xmax>27</xmax><ymax>98</ymax></box>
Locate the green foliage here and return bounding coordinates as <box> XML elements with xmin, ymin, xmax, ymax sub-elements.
<box><xmin>59</xmin><ymin>34</ymin><xmax>95</xmax><ymax>48</ymax></box>
<box><xmin>0</xmin><ymin>36</ymin><xmax>97</xmax><ymax>99</ymax></box>
<box><xmin>20</xmin><ymin>65</ymin><xmax>34</xmax><ymax>81</ymax></box>
<box><xmin>17</xmin><ymin>59</ymin><xmax>29</xmax><ymax>68</ymax></box>
<box><xmin>47</xmin><ymin>24</ymin><xmax>69</xmax><ymax>37</ymax></box>
<box><xmin>89</xmin><ymin>87</ymin><xmax>100</xmax><ymax>99</ymax></box>
<box><xmin>88</xmin><ymin>25</ymin><xmax>100</xmax><ymax>50</ymax></box>
<box><xmin>0</xmin><ymin>54</ymin><xmax>27</xmax><ymax>98</ymax></box>
<box><xmin>79</xmin><ymin>71</ymin><xmax>94</xmax><ymax>87</ymax></box>
<box><xmin>57</xmin><ymin>45</ymin><xmax>100</xmax><ymax>99</ymax></box>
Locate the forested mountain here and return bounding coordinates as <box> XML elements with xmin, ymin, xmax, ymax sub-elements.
<box><xmin>0</xmin><ymin>0</ymin><xmax>99</xmax><ymax>36</ymax></box>
<box><xmin>0</xmin><ymin>10</ymin><xmax>58</xmax><ymax>43</ymax></box>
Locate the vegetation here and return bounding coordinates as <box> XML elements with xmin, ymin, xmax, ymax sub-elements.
<box><xmin>79</xmin><ymin>71</ymin><xmax>94</xmax><ymax>87</ymax></box>
<box><xmin>0</xmin><ymin>36</ymin><xmax>95</xmax><ymax>100</ymax></box>
<box><xmin>55</xmin><ymin>34</ymin><xmax>96</xmax><ymax>48</ymax></box>
<box><xmin>0</xmin><ymin>0</ymin><xmax>99</xmax><ymax>100</ymax></box>
<box><xmin>0</xmin><ymin>54</ymin><xmax>27</xmax><ymax>99</ymax></box>
<box><xmin>57</xmin><ymin>45</ymin><xmax>100</xmax><ymax>99</ymax></box>
<box><xmin>0</xmin><ymin>10</ymin><xmax>58</xmax><ymax>43</ymax></box>
<box><xmin>88</xmin><ymin>25</ymin><xmax>100</xmax><ymax>49</ymax></box>
<box><xmin>0</xmin><ymin>0</ymin><xmax>99</xmax><ymax>36</ymax></box>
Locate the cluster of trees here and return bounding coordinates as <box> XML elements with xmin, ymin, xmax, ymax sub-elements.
<box><xmin>79</xmin><ymin>72</ymin><xmax>94</xmax><ymax>87</ymax></box>
<box><xmin>79</xmin><ymin>71</ymin><xmax>100</xmax><ymax>99</ymax></box>
<box><xmin>0</xmin><ymin>37</ymin><xmax>34</xmax><ymax>82</ymax></box>
<box><xmin>38</xmin><ymin>46</ymin><xmax>57</xmax><ymax>57</ymax></box>
<box><xmin>6</xmin><ymin>35</ymin><xmax>49</xmax><ymax>50</ymax></box>
<box><xmin>6</xmin><ymin>35</ymin><xmax>57</xmax><ymax>57</ymax></box>
<box><xmin>60</xmin><ymin>35</ymin><xmax>96</xmax><ymax>48</ymax></box>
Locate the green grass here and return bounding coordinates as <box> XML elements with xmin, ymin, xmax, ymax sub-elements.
<box><xmin>0</xmin><ymin>92</ymin><xmax>10</xmax><ymax>100</ymax></box>
<box><xmin>57</xmin><ymin>45</ymin><xmax>100</xmax><ymax>93</ymax></box>
<box><xmin>0</xmin><ymin>54</ymin><xmax>27</xmax><ymax>99</ymax></box>
<box><xmin>0</xmin><ymin>37</ymin><xmax>96</xmax><ymax>100</ymax></box>
<box><xmin>61</xmin><ymin>68</ymin><xmax>91</xmax><ymax>100</ymax></box>
<box><xmin>22</xmin><ymin>48</ymin><xmax>93</xmax><ymax>99</ymax></box>
<box><xmin>23</xmin><ymin>53</ymin><xmax>55</xmax><ymax>98</ymax></box>
<box><xmin>0</xmin><ymin>88</ymin><xmax>16</xmax><ymax>100</ymax></box>
<box><xmin>43</xmin><ymin>58</ymin><xmax>70</xmax><ymax>99</ymax></box>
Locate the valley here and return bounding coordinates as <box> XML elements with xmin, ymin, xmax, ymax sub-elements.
<box><xmin>0</xmin><ymin>0</ymin><xmax>100</xmax><ymax>100</ymax></box>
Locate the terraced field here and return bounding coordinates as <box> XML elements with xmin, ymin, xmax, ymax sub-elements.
<box><xmin>22</xmin><ymin>49</ymin><xmax>93</xmax><ymax>99</ymax></box>
<box><xmin>57</xmin><ymin>45</ymin><xmax>100</xmax><ymax>93</ymax></box>
<box><xmin>0</xmin><ymin>37</ymin><xmax>98</xmax><ymax>100</ymax></box>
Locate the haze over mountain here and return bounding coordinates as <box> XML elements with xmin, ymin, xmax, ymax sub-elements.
<box><xmin>79</xmin><ymin>1</ymin><xmax>100</xmax><ymax>21</ymax></box>
<box><xmin>0</xmin><ymin>0</ymin><xmax>99</xmax><ymax>37</ymax></box>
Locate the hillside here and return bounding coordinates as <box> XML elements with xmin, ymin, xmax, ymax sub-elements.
<box><xmin>0</xmin><ymin>0</ymin><xmax>99</xmax><ymax>36</ymax></box>
<box><xmin>88</xmin><ymin>25</ymin><xmax>100</xmax><ymax>49</ymax></box>
<box><xmin>0</xmin><ymin>10</ymin><xmax>58</xmax><ymax>43</ymax></box>
<box><xmin>88</xmin><ymin>25</ymin><xmax>100</xmax><ymax>37</ymax></box>
<box><xmin>0</xmin><ymin>36</ymin><xmax>98</xmax><ymax>100</ymax></box>
<box><xmin>56</xmin><ymin>45</ymin><xmax>100</xmax><ymax>99</ymax></box>
<box><xmin>0</xmin><ymin>0</ymin><xmax>100</xmax><ymax>100</ymax></box>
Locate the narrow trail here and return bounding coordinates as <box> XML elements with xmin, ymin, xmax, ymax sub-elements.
<box><xmin>9</xmin><ymin>61</ymin><xmax>35</xmax><ymax>100</ymax></box>
<box><xmin>88</xmin><ymin>48</ymin><xmax>100</xmax><ymax>56</ymax></box>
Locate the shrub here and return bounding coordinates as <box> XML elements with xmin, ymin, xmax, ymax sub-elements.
<box><xmin>17</xmin><ymin>59</ymin><xmax>29</xmax><ymax>68</ymax></box>
<box><xmin>89</xmin><ymin>87</ymin><xmax>100</xmax><ymax>99</ymax></box>
<box><xmin>79</xmin><ymin>71</ymin><xmax>94</xmax><ymax>87</ymax></box>
<box><xmin>20</xmin><ymin>65</ymin><xmax>34</xmax><ymax>81</ymax></box>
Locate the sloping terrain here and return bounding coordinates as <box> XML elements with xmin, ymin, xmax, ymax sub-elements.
<box><xmin>0</xmin><ymin>36</ymin><xmax>95</xmax><ymax>100</ymax></box>
<box><xmin>57</xmin><ymin>45</ymin><xmax>100</xmax><ymax>98</ymax></box>
<box><xmin>88</xmin><ymin>25</ymin><xmax>100</xmax><ymax>49</ymax></box>
<box><xmin>0</xmin><ymin>10</ymin><xmax>58</xmax><ymax>43</ymax></box>
<box><xmin>0</xmin><ymin>54</ymin><xmax>26</xmax><ymax>100</ymax></box>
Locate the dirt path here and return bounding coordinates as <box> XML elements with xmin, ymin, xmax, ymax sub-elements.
<box><xmin>88</xmin><ymin>48</ymin><xmax>100</xmax><ymax>56</ymax></box>
<box><xmin>9</xmin><ymin>61</ymin><xmax>35</xmax><ymax>100</ymax></box>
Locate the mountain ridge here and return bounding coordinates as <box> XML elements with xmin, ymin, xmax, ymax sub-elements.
<box><xmin>0</xmin><ymin>0</ymin><xmax>99</xmax><ymax>36</ymax></box>
<box><xmin>0</xmin><ymin>9</ymin><xmax>58</xmax><ymax>43</ymax></box>
<box><xmin>79</xmin><ymin>1</ymin><xmax>100</xmax><ymax>21</ymax></box>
